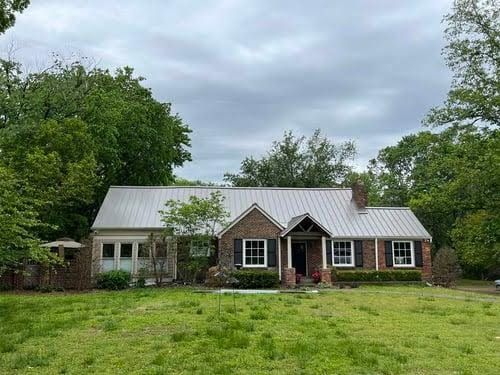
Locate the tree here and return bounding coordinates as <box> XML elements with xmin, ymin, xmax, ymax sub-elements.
<box><xmin>159</xmin><ymin>191</ymin><xmax>229</xmax><ymax>283</ymax></box>
<box><xmin>424</xmin><ymin>0</ymin><xmax>499</xmax><ymax>128</ymax></box>
<box><xmin>451</xmin><ymin>210</ymin><xmax>500</xmax><ymax>278</ymax></box>
<box><xmin>432</xmin><ymin>246</ymin><xmax>462</xmax><ymax>287</ymax></box>
<box><xmin>0</xmin><ymin>0</ymin><xmax>29</xmax><ymax>33</ymax></box>
<box><xmin>0</xmin><ymin>57</ymin><xmax>192</xmax><ymax>239</ymax></box>
<box><xmin>0</xmin><ymin>166</ymin><xmax>58</xmax><ymax>276</ymax></box>
<box><xmin>369</xmin><ymin>125</ymin><xmax>499</xmax><ymax>253</ymax></box>
<box><xmin>224</xmin><ymin>129</ymin><xmax>356</xmax><ymax>187</ymax></box>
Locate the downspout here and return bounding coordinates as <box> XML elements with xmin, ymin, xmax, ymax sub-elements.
<box><xmin>375</xmin><ymin>238</ymin><xmax>379</xmax><ymax>271</ymax></box>
<box><xmin>277</xmin><ymin>237</ymin><xmax>282</xmax><ymax>281</ymax></box>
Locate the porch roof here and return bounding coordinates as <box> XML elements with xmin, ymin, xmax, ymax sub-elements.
<box><xmin>280</xmin><ymin>213</ymin><xmax>332</xmax><ymax>237</ymax></box>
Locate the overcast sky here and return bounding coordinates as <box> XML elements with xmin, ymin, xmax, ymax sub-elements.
<box><xmin>1</xmin><ymin>0</ymin><xmax>452</xmax><ymax>182</ymax></box>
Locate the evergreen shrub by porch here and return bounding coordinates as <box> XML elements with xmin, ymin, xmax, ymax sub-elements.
<box><xmin>231</xmin><ymin>270</ymin><xmax>279</xmax><ymax>289</ymax></box>
<box><xmin>334</xmin><ymin>270</ymin><xmax>422</xmax><ymax>282</ymax></box>
<box><xmin>96</xmin><ymin>270</ymin><xmax>131</xmax><ymax>290</ymax></box>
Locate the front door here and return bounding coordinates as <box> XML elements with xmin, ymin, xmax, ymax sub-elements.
<box><xmin>292</xmin><ymin>242</ymin><xmax>307</xmax><ymax>276</ymax></box>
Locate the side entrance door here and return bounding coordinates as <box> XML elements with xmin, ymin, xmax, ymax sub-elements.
<box><xmin>292</xmin><ymin>242</ymin><xmax>307</xmax><ymax>276</ymax></box>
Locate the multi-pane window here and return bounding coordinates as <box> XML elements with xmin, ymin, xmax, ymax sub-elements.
<box><xmin>243</xmin><ymin>240</ymin><xmax>266</xmax><ymax>267</ymax></box>
<box><xmin>393</xmin><ymin>241</ymin><xmax>413</xmax><ymax>266</ymax></box>
<box><xmin>137</xmin><ymin>243</ymin><xmax>150</xmax><ymax>270</ymax></box>
<box><xmin>120</xmin><ymin>243</ymin><xmax>133</xmax><ymax>272</ymax></box>
<box><xmin>101</xmin><ymin>243</ymin><xmax>115</xmax><ymax>271</ymax></box>
<box><xmin>190</xmin><ymin>239</ymin><xmax>211</xmax><ymax>257</ymax></box>
<box><xmin>333</xmin><ymin>241</ymin><xmax>354</xmax><ymax>266</ymax></box>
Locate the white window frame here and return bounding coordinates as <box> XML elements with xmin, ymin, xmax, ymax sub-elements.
<box><xmin>332</xmin><ymin>240</ymin><xmax>355</xmax><ymax>267</ymax></box>
<box><xmin>189</xmin><ymin>239</ymin><xmax>212</xmax><ymax>257</ymax></box>
<box><xmin>100</xmin><ymin>242</ymin><xmax>116</xmax><ymax>271</ymax></box>
<box><xmin>392</xmin><ymin>240</ymin><xmax>414</xmax><ymax>268</ymax></box>
<box><xmin>242</xmin><ymin>239</ymin><xmax>267</xmax><ymax>268</ymax></box>
<box><xmin>101</xmin><ymin>242</ymin><xmax>116</xmax><ymax>259</ymax></box>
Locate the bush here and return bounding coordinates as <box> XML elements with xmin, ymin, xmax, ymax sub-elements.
<box><xmin>231</xmin><ymin>270</ymin><xmax>279</xmax><ymax>289</ymax></box>
<box><xmin>334</xmin><ymin>270</ymin><xmax>422</xmax><ymax>282</ymax></box>
<box><xmin>96</xmin><ymin>270</ymin><xmax>131</xmax><ymax>290</ymax></box>
<box><xmin>432</xmin><ymin>246</ymin><xmax>461</xmax><ymax>287</ymax></box>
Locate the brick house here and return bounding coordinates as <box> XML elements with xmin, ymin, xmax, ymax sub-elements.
<box><xmin>91</xmin><ymin>184</ymin><xmax>432</xmax><ymax>286</ymax></box>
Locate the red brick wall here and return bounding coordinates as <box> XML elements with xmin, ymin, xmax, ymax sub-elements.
<box><xmin>307</xmin><ymin>240</ymin><xmax>322</xmax><ymax>276</ymax></box>
<box><xmin>219</xmin><ymin>208</ymin><xmax>281</xmax><ymax>269</ymax></box>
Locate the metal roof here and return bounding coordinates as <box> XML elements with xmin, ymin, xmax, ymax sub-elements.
<box><xmin>92</xmin><ymin>186</ymin><xmax>431</xmax><ymax>239</ymax></box>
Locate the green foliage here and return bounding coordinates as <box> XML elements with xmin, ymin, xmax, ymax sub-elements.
<box><xmin>160</xmin><ymin>192</ymin><xmax>229</xmax><ymax>283</ymax></box>
<box><xmin>224</xmin><ymin>129</ymin><xmax>356</xmax><ymax>187</ymax></box>
<box><xmin>95</xmin><ymin>270</ymin><xmax>130</xmax><ymax>290</ymax></box>
<box><xmin>368</xmin><ymin>125</ymin><xmax>499</xmax><ymax>273</ymax></box>
<box><xmin>0</xmin><ymin>166</ymin><xmax>59</xmax><ymax>275</ymax></box>
<box><xmin>424</xmin><ymin>0</ymin><xmax>499</xmax><ymax>128</ymax></box>
<box><xmin>160</xmin><ymin>191</ymin><xmax>229</xmax><ymax>237</ymax></box>
<box><xmin>0</xmin><ymin>0</ymin><xmax>29</xmax><ymax>33</ymax></box>
<box><xmin>0</xmin><ymin>57</ymin><xmax>191</xmax><ymax>239</ymax></box>
<box><xmin>231</xmin><ymin>270</ymin><xmax>279</xmax><ymax>288</ymax></box>
<box><xmin>451</xmin><ymin>211</ymin><xmax>500</xmax><ymax>278</ymax></box>
<box><xmin>432</xmin><ymin>246</ymin><xmax>462</xmax><ymax>286</ymax></box>
<box><xmin>334</xmin><ymin>270</ymin><xmax>422</xmax><ymax>282</ymax></box>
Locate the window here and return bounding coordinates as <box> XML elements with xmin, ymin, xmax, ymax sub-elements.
<box><xmin>243</xmin><ymin>239</ymin><xmax>267</xmax><ymax>267</ymax></box>
<box><xmin>393</xmin><ymin>241</ymin><xmax>414</xmax><ymax>267</ymax></box>
<box><xmin>101</xmin><ymin>243</ymin><xmax>115</xmax><ymax>272</ymax></box>
<box><xmin>333</xmin><ymin>241</ymin><xmax>354</xmax><ymax>266</ymax></box>
<box><xmin>138</xmin><ymin>243</ymin><xmax>149</xmax><ymax>258</ymax></box>
<box><xmin>137</xmin><ymin>243</ymin><xmax>150</xmax><ymax>271</ymax></box>
<box><xmin>119</xmin><ymin>243</ymin><xmax>133</xmax><ymax>272</ymax></box>
<box><xmin>190</xmin><ymin>239</ymin><xmax>211</xmax><ymax>257</ymax></box>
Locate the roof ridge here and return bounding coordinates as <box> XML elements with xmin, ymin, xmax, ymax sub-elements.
<box><xmin>109</xmin><ymin>185</ymin><xmax>351</xmax><ymax>191</ymax></box>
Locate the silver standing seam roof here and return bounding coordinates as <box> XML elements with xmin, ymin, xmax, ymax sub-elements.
<box><xmin>92</xmin><ymin>186</ymin><xmax>431</xmax><ymax>239</ymax></box>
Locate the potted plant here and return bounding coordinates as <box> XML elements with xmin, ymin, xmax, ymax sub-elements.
<box><xmin>311</xmin><ymin>270</ymin><xmax>321</xmax><ymax>284</ymax></box>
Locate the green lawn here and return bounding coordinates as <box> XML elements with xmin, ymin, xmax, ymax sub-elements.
<box><xmin>0</xmin><ymin>286</ymin><xmax>499</xmax><ymax>374</ymax></box>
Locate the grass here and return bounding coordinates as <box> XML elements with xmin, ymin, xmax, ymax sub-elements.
<box><xmin>0</xmin><ymin>286</ymin><xmax>499</xmax><ymax>374</ymax></box>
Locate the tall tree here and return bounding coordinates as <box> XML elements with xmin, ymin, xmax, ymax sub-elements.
<box><xmin>0</xmin><ymin>165</ymin><xmax>57</xmax><ymax>276</ymax></box>
<box><xmin>0</xmin><ymin>57</ymin><xmax>191</xmax><ymax>239</ymax></box>
<box><xmin>0</xmin><ymin>0</ymin><xmax>29</xmax><ymax>33</ymax></box>
<box><xmin>424</xmin><ymin>0</ymin><xmax>499</xmax><ymax>128</ymax></box>
<box><xmin>224</xmin><ymin>129</ymin><xmax>356</xmax><ymax>187</ymax></box>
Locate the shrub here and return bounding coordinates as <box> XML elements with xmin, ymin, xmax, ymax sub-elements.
<box><xmin>231</xmin><ymin>270</ymin><xmax>279</xmax><ymax>289</ymax></box>
<box><xmin>334</xmin><ymin>270</ymin><xmax>422</xmax><ymax>282</ymax></box>
<box><xmin>432</xmin><ymin>246</ymin><xmax>461</xmax><ymax>287</ymax></box>
<box><xmin>95</xmin><ymin>270</ymin><xmax>130</xmax><ymax>290</ymax></box>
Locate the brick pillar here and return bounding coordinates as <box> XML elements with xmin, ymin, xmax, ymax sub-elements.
<box><xmin>422</xmin><ymin>241</ymin><xmax>432</xmax><ymax>281</ymax></box>
<box><xmin>320</xmin><ymin>268</ymin><xmax>331</xmax><ymax>285</ymax></box>
<box><xmin>283</xmin><ymin>268</ymin><xmax>296</xmax><ymax>288</ymax></box>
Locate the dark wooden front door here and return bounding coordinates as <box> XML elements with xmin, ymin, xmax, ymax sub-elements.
<box><xmin>292</xmin><ymin>242</ymin><xmax>307</xmax><ymax>276</ymax></box>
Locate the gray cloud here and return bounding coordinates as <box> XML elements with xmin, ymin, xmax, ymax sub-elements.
<box><xmin>1</xmin><ymin>0</ymin><xmax>452</xmax><ymax>182</ymax></box>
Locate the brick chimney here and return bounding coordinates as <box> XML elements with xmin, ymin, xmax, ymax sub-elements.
<box><xmin>351</xmin><ymin>180</ymin><xmax>368</xmax><ymax>209</ymax></box>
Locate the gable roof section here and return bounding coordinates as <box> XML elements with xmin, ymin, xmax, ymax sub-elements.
<box><xmin>92</xmin><ymin>186</ymin><xmax>431</xmax><ymax>239</ymax></box>
<box><xmin>217</xmin><ymin>203</ymin><xmax>284</xmax><ymax>238</ymax></box>
<box><xmin>280</xmin><ymin>213</ymin><xmax>332</xmax><ymax>237</ymax></box>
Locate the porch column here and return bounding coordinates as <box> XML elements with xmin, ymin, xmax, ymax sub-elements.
<box><xmin>321</xmin><ymin>236</ymin><xmax>327</xmax><ymax>269</ymax></box>
<box><xmin>287</xmin><ymin>236</ymin><xmax>292</xmax><ymax>268</ymax></box>
<box><xmin>320</xmin><ymin>236</ymin><xmax>331</xmax><ymax>285</ymax></box>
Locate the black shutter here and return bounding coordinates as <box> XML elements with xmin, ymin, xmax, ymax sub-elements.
<box><xmin>385</xmin><ymin>241</ymin><xmax>393</xmax><ymax>267</ymax></box>
<box><xmin>267</xmin><ymin>239</ymin><xmax>277</xmax><ymax>267</ymax></box>
<box><xmin>326</xmin><ymin>239</ymin><xmax>332</xmax><ymax>266</ymax></box>
<box><xmin>234</xmin><ymin>239</ymin><xmax>243</xmax><ymax>266</ymax></box>
<box><xmin>354</xmin><ymin>240</ymin><xmax>363</xmax><ymax>267</ymax></box>
<box><xmin>414</xmin><ymin>241</ymin><xmax>423</xmax><ymax>267</ymax></box>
